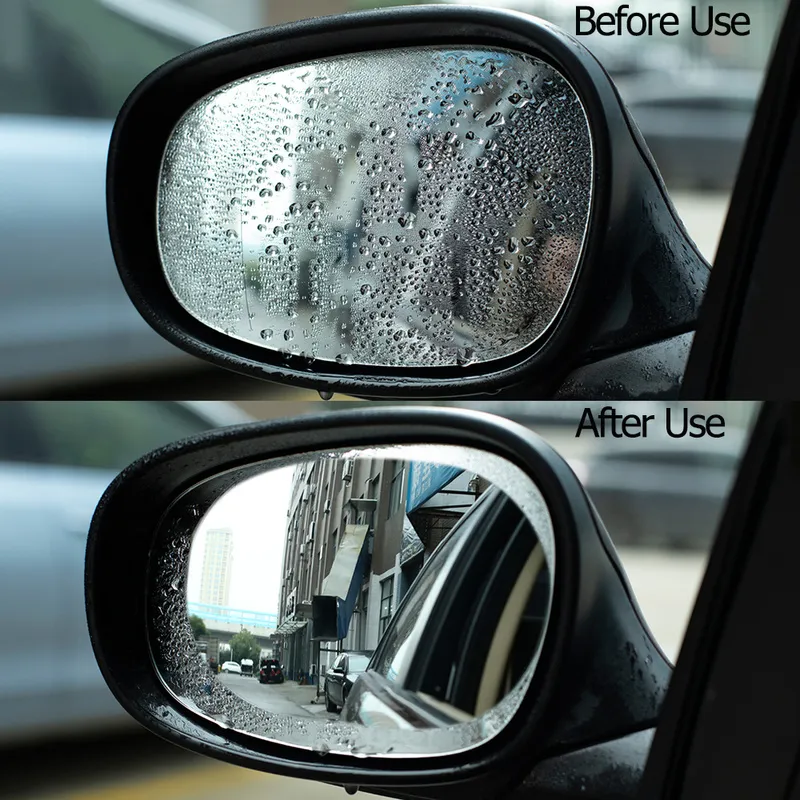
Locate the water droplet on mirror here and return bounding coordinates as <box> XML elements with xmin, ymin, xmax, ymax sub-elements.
<box><xmin>398</xmin><ymin>212</ymin><xmax>416</xmax><ymax>229</ymax></box>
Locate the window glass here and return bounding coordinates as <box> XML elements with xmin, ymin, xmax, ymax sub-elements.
<box><xmin>348</xmin><ymin>654</ymin><xmax>370</xmax><ymax>672</ymax></box>
<box><xmin>379</xmin><ymin>576</ymin><xmax>394</xmax><ymax>636</ymax></box>
<box><xmin>388</xmin><ymin>464</ymin><xmax>405</xmax><ymax>518</ymax></box>
<box><xmin>370</xmin><ymin>511</ymin><xmax>473</xmax><ymax>681</ymax></box>
<box><xmin>0</xmin><ymin>401</ymin><xmax>215</xmax><ymax>470</ymax></box>
<box><xmin>0</xmin><ymin>0</ymin><xmax>196</xmax><ymax>118</ymax></box>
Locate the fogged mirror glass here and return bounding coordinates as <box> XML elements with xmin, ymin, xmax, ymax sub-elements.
<box><xmin>151</xmin><ymin>445</ymin><xmax>554</xmax><ymax>757</ymax></box>
<box><xmin>158</xmin><ymin>47</ymin><xmax>593</xmax><ymax>369</ymax></box>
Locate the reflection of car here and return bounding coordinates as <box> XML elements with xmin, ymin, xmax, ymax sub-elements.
<box><xmin>324</xmin><ymin>652</ymin><xmax>372</xmax><ymax>713</ymax></box>
<box><xmin>0</xmin><ymin>400</ymin><xmax>251</xmax><ymax>745</ymax></box>
<box><xmin>617</xmin><ymin>70</ymin><xmax>762</xmax><ymax>191</ymax></box>
<box><xmin>343</xmin><ymin>487</ymin><xmax>549</xmax><ymax>728</ymax></box>
<box><xmin>221</xmin><ymin>662</ymin><xmax>242</xmax><ymax>675</ymax></box>
<box><xmin>569</xmin><ymin>430</ymin><xmax>747</xmax><ymax>549</ymax></box>
<box><xmin>0</xmin><ymin>0</ymin><xmax>235</xmax><ymax>392</ymax></box>
<box><xmin>240</xmin><ymin>658</ymin><xmax>254</xmax><ymax>677</ymax></box>
<box><xmin>259</xmin><ymin>660</ymin><xmax>285</xmax><ymax>684</ymax></box>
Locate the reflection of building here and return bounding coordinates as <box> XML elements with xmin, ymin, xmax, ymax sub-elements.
<box><xmin>199</xmin><ymin>528</ymin><xmax>233</xmax><ymax>607</ymax></box>
<box><xmin>275</xmin><ymin>457</ymin><xmax>490</xmax><ymax>681</ymax></box>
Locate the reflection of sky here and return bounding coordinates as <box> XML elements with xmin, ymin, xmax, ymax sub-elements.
<box><xmin>187</xmin><ymin>468</ymin><xmax>294</xmax><ymax>615</ymax></box>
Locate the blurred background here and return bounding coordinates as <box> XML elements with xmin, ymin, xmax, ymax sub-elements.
<box><xmin>1</xmin><ymin>399</ymin><xmax>758</xmax><ymax>798</ymax></box>
<box><xmin>0</xmin><ymin>0</ymin><xmax>789</xmax><ymax>400</ymax></box>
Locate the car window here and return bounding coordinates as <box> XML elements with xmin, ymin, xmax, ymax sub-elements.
<box><xmin>0</xmin><ymin>0</ymin><xmax>196</xmax><ymax>119</ymax></box>
<box><xmin>0</xmin><ymin>401</ymin><xmax>216</xmax><ymax>470</ymax></box>
<box><xmin>348</xmin><ymin>655</ymin><xmax>370</xmax><ymax>672</ymax></box>
<box><xmin>369</xmin><ymin>492</ymin><xmax>489</xmax><ymax>683</ymax></box>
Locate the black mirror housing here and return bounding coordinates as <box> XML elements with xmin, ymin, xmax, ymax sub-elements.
<box><xmin>107</xmin><ymin>5</ymin><xmax>708</xmax><ymax>399</ymax></box>
<box><xmin>85</xmin><ymin>407</ymin><xmax>670</xmax><ymax>794</ymax></box>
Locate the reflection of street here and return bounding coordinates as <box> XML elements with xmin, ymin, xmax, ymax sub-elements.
<box><xmin>4</xmin><ymin>547</ymin><xmax>705</xmax><ymax>799</ymax></box>
<box><xmin>217</xmin><ymin>673</ymin><xmax>338</xmax><ymax>720</ymax></box>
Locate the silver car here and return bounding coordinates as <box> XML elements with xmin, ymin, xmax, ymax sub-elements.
<box><xmin>0</xmin><ymin>400</ymin><xmax>251</xmax><ymax>745</ymax></box>
<box><xmin>0</xmin><ymin>0</ymin><xmax>235</xmax><ymax>392</ymax></box>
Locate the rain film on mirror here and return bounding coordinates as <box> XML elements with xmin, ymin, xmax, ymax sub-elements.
<box><xmin>152</xmin><ymin>444</ymin><xmax>554</xmax><ymax>758</ymax></box>
<box><xmin>157</xmin><ymin>47</ymin><xmax>593</xmax><ymax>370</ymax></box>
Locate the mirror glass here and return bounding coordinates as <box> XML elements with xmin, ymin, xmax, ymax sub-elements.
<box><xmin>158</xmin><ymin>47</ymin><xmax>593</xmax><ymax>369</ymax></box>
<box><xmin>150</xmin><ymin>444</ymin><xmax>554</xmax><ymax>757</ymax></box>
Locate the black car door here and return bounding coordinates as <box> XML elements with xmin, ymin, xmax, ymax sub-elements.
<box><xmin>682</xmin><ymin>0</ymin><xmax>800</xmax><ymax>399</ymax></box>
<box><xmin>340</xmin><ymin>655</ymin><xmax>350</xmax><ymax>701</ymax></box>
<box><xmin>635</xmin><ymin>402</ymin><xmax>800</xmax><ymax>799</ymax></box>
<box><xmin>329</xmin><ymin>654</ymin><xmax>344</xmax><ymax>706</ymax></box>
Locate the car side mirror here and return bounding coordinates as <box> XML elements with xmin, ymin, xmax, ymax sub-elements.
<box><xmin>107</xmin><ymin>6</ymin><xmax>708</xmax><ymax>399</ymax></box>
<box><xmin>86</xmin><ymin>406</ymin><xmax>669</xmax><ymax>795</ymax></box>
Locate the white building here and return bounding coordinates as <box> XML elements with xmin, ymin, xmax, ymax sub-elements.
<box><xmin>199</xmin><ymin>528</ymin><xmax>234</xmax><ymax>607</ymax></box>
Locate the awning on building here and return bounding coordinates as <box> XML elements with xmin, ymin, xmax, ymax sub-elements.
<box><xmin>315</xmin><ymin>523</ymin><xmax>371</xmax><ymax>641</ymax></box>
<box><xmin>322</xmin><ymin>524</ymin><xmax>370</xmax><ymax>597</ymax></box>
<box><xmin>274</xmin><ymin>619</ymin><xmax>308</xmax><ymax>636</ymax></box>
<box><xmin>406</xmin><ymin>462</ymin><xmax>464</xmax><ymax>512</ymax></box>
<box><xmin>400</xmin><ymin>515</ymin><xmax>425</xmax><ymax>565</ymax></box>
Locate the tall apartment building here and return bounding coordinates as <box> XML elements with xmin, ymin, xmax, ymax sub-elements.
<box><xmin>199</xmin><ymin>528</ymin><xmax>234</xmax><ymax>607</ymax></box>
<box><xmin>275</xmin><ymin>456</ymin><xmax>489</xmax><ymax>681</ymax></box>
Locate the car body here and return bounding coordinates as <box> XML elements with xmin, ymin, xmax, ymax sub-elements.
<box><xmin>259</xmin><ymin>660</ymin><xmax>285</xmax><ymax>684</ymax></box>
<box><xmin>221</xmin><ymin>661</ymin><xmax>242</xmax><ymax>675</ymax></box>
<box><xmin>0</xmin><ymin>0</ymin><xmax>236</xmax><ymax>393</ymax></box>
<box><xmin>617</xmin><ymin>69</ymin><xmax>762</xmax><ymax>191</ymax></box>
<box><xmin>0</xmin><ymin>400</ymin><xmax>252</xmax><ymax>746</ymax></box>
<box><xmin>324</xmin><ymin>652</ymin><xmax>372</xmax><ymax>713</ymax></box>
<box><xmin>568</xmin><ymin>429</ymin><xmax>748</xmax><ymax>549</ymax></box>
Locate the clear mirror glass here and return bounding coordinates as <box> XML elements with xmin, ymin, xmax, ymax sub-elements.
<box><xmin>158</xmin><ymin>47</ymin><xmax>593</xmax><ymax>369</ymax></box>
<box><xmin>150</xmin><ymin>445</ymin><xmax>554</xmax><ymax>757</ymax></box>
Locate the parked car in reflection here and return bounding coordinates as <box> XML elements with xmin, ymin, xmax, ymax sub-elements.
<box><xmin>259</xmin><ymin>660</ymin><xmax>285</xmax><ymax>685</ymax></box>
<box><xmin>617</xmin><ymin>69</ymin><xmax>762</xmax><ymax>191</ymax></box>
<box><xmin>221</xmin><ymin>661</ymin><xmax>243</xmax><ymax>675</ymax></box>
<box><xmin>0</xmin><ymin>401</ymin><xmax>251</xmax><ymax>746</ymax></box>
<box><xmin>568</xmin><ymin>430</ymin><xmax>747</xmax><ymax>550</ymax></box>
<box><xmin>0</xmin><ymin>0</ymin><xmax>235</xmax><ymax>392</ymax></box>
<box><xmin>325</xmin><ymin>652</ymin><xmax>373</xmax><ymax>713</ymax></box>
